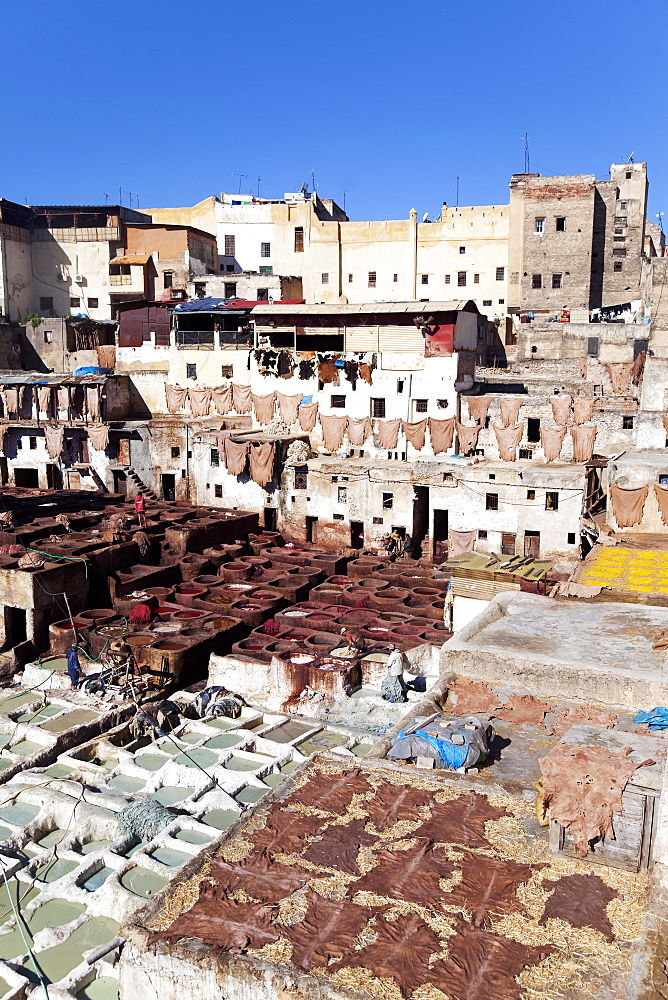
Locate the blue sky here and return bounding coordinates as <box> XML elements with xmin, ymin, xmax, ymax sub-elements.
<box><xmin>3</xmin><ymin>0</ymin><xmax>666</xmax><ymax>225</ymax></box>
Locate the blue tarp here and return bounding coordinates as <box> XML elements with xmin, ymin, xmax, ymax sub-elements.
<box><xmin>73</xmin><ymin>366</ymin><xmax>110</xmax><ymax>376</ymax></box>
<box><xmin>174</xmin><ymin>297</ymin><xmax>228</xmax><ymax>312</ymax></box>
<box><xmin>395</xmin><ymin>727</ymin><xmax>469</xmax><ymax>770</ymax></box>
<box><xmin>633</xmin><ymin>707</ymin><xmax>668</xmax><ymax>730</ymax></box>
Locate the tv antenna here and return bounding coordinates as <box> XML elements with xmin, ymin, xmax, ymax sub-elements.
<box><xmin>256</xmin><ymin>176</ymin><xmax>261</xmax><ymax>198</ymax></box>
<box><xmin>523</xmin><ymin>133</ymin><xmax>530</xmax><ymax>173</ymax></box>
<box><xmin>103</xmin><ymin>192</ymin><xmax>109</xmax><ymax>204</ymax></box>
<box><xmin>233</xmin><ymin>173</ymin><xmax>247</xmax><ymax>194</ymax></box>
<box><xmin>625</xmin><ymin>151</ymin><xmax>635</xmax><ymax>163</ymax></box>
<box><xmin>657</xmin><ymin>213</ymin><xmax>664</xmax><ymax>234</ymax></box>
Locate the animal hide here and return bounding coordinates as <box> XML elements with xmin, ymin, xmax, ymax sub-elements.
<box><xmin>283</xmin><ymin>767</ymin><xmax>370</xmax><ymax>814</ymax></box>
<box><xmin>302</xmin><ymin>817</ymin><xmax>376</xmax><ymax>875</ymax></box>
<box><xmin>654</xmin><ymin>484</ymin><xmax>668</xmax><ymax>526</ymax></box>
<box><xmin>164</xmin><ymin>384</ymin><xmax>187</xmax><ymax>413</ymax></box>
<box><xmin>442</xmin><ymin>850</ymin><xmax>541</xmax><ymax>927</ymax></box>
<box><xmin>222</xmin><ymin>438</ymin><xmax>249</xmax><ymax>476</ymax></box>
<box><xmin>285</xmin><ymin>890</ymin><xmax>370</xmax><ymax>972</ymax></box>
<box><xmin>44</xmin><ymin>424</ymin><xmax>64</xmax><ymax>460</ymax></box>
<box><xmin>211</xmin><ymin>386</ymin><xmax>232</xmax><ymax>415</ymax></box>
<box><xmin>551</xmin><ymin>396</ymin><xmax>572</xmax><ymax>426</ymax></box>
<box><xmin>499</xmin><ymin>398</ymin><xmax>522</xmax><ymax>427</ymax></box>
<box><xmin>493</xmin><ymin>423</ymin><xmax>523</xmax><ymax>461</ymax></box>
<box><xmin>411</xmin><ymin>792</ymin><xmax>508</xmax><ymax>847</ymax></box>
<box><xmin>37</xmin><ymin>387</ymin><xmax>52</xmax><ymax>416</ymax></box>
<box><xmin>231</xmin><ymin>383</ymin><xmax>252</xmax><ymax>414</ymax></box>
<box><xmin>71</xmin><ymin>386</ymin><xmax>85</xmax><ymax>417</ymax></box>
<box><xmin>377</xmin><ymin>418</ymin><xmax>401</xmax><ymax>450</ymax></box>
<box><xmin>209</xmin><ymin>854</ymin><xmax>312</xmax><ymax>905</ymax></box>
<box><xmin>540</xmin><ymin>742</ymin><xmax>653</xmax><ymax>857</ymax></box>
<box><xmin>449</xmin><ymin>529</ymin><xmax>476</xmax><ymax>555</ymax></box>
<box><xmin>365</xmin><ymin>784</ymin><xmax>435</xmax><ymax>832</ymax></box>
<box><xmin>538</xmin><ymin>873</ymin><xmax>619</xmax><ymax>940</ymax></box>
<box><xmin>466</xmin><ymin>396</ymin><xmax>491</xmax><ymax>422</ymax></box>
<box><xmin>188</xmin><ymin>387</ymin><xmax>212</xmax><ymax>417</ymax></box>
<box><xmin>252</xmin><ymin>392</ymin><xmax>276</xmax><ymax>425</ymax></box>
<box><xmin>87</xmin><ymin>424</ymin><xmax>109</xmax><ymax>451</ymax></box>
<box><xmin>57</xmin><ymin>387</ymin><xmax>70</xmax><ymax>415</ymax></box>
<box><xmin>546</xmin><ymin>706</ymin><xmax>617</xmax><ymax>738</ymax></box>
<box><xmin>250</xmin><ymin>809</ymin><xmax>325</xmax><ymax>856</ymax></box>
<box><xmin>540</xmin><ymin>425</ymin><xmax>566</xmax><ymax>462</ymax></box>
<box><xmin>96</xmin><ymin>344</ymin><xmax>116</xmax><ymax>368</ymax></box>
<box><xmin>402</xmin><ymin>418</ymin><xmax>427</xmax><ymax>451</ymax></box>
<box><xmin>147</xmin><ymin>891</ymin><xmax>278</xmax><ymax>953</ymax></box>
<box><xmin>3</xmin><ymin>387</ymin><xmax>21</xmax><ymax>415</ymax></box>
<box><xmin>347</xmin><ymin>417</ymin><xmax>371</xmax><ymax>445</ymax></box>
<box><xmin>298</xmin><ymin>402</ymin><xmax>319</xmax><ymax>432</ymax></box>
<box><xmin>351</xmin><ymin>841</ymin><xmax>455</xmax><ymax>905</ymax></box>
<box><xmin>428</xmin><ymin>417</ymin><xmax>454</xmax><ymax>454</ymax></box>
<box><xmin>248</xmin><ymin>442</ymin><xmax>275</xmax><ymax>486</ymax></box>
<box><xmin>317</xmin><ymin>358</ymin><xmax>340</xmax><ymax>385</ymax></box>
<box><xmin>610</xmin><ymin>484</ymin><xmax>648</xmax><ymax>528</ymax></box>
<box><xmin>359</xmin><ymin>362</ymin><xmax>373</xmax><ymax>385</ymax></box>
<box><xmin>86</xmin><ymin>387</ymin><xmax>100</xmax><ymax>420</ymax></box>
<box><xmin>570</xmin><ymin>423</ymin><xmax>597</xmax><ymax>462</ymax></box>
<box><xmin>276</xmin><ymin>392</ymin><xmax>302</xmax><ymax>425</ymax></box>
<box><xmin>319</xmin><ymin>414</ymin><xmax>349</xmax><ymax>451</ymax></box>
<box><xmin>573</xmin><ymin>397</ymin><xmax>595</xmax><ymax>424</ymax></box>
<box><xmin>631</xmin><ymin>349</ymin><xmax>647</xmax><ymax>386</ymax></box>
<box><xmin>448</xmin><ymin>679</ymin><xmax>502</xmax><ymax>715</ymax></box>
<box><xmin>494</xmin><ymin>694</ymin><xmax>551</xmax><ymax>726</ymax></box>
<box><xmin>606</xmin><ymin>362</ymin><xmax>634</xmax><ymax>395</ymax></box>
<box><xmin>455</xmin><ymin>421</ymin><xmax>480</xmax><ymax>455</ymax></box>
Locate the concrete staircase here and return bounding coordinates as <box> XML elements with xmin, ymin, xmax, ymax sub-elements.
<box><xmin>124</xmin><ymin>466</ymin><xmax>160</xmax><ymax>501</ymax></box>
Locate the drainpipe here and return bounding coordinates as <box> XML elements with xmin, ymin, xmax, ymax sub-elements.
<box><xmin>409</xmin><ymin>208</ymin><xmax>418</xmax><ymax>300</ymax></box>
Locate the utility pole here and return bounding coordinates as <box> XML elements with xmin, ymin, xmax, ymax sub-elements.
<box><xmin>523</xmin><ymin>133</ymin><xmax>530</xmax><ymax>173</ymax></box>
<box><xmin>257</xmin><ymin>176</ymin><xmax>261</xmax><ymax>198</ymax></box>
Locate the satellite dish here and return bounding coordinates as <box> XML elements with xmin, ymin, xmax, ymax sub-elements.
<box><xmin>422</xmin><ymin>212</ymin><xmax>429</xmax><ymax>222</ymax></box>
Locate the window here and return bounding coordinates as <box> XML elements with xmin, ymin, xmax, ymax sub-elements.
<box><xmin>69</xmin><ymin>297</ymin><xmax>80</xmax><ymax>308</ymax></box>
<box><xmin>496</xmin><ymin>267</ymin><xmax>505</xmax><ymax>281</ymax></box>
<box><xmin>615</xmin><ymin>217</ymin><xmax>628</xmax><ymax>225</ymax></box>
<box><xmin>373</xmin><ymin>516</ymin><xmax>383</xmax><ymax>524</ymax></box>
<box><xmin>294</xmin><ymin>227</ymin><xmax>304</xmax><ymax>252</ymax></box>
<box><xmin>321</xmin><ymin>273</ymin><xmax>329</xmax><ymax>284</ymax></box>
<box><xmin>489</xmin><ymin>473</ymin><xmax>495</xmax><ymax>480</ymax></box>
<box><xmin>338</xmin><ymin>487</ymin><xmax>347</xmax><ymax>503</ymax></box>
<box><xmin>29</xmin><ymin>436</ymin><xmax>37</xmax><ymax>450</ymax></box>
<box><xmin>567</xmin><ymin>532</ymin><xmax>576</xmax><ymax>545</ymax></box>
<box><xmin>555</xmin><ymin>217</ymin><xmax>566</xmax><ymax>232</ymax></box>
<box><xmin>294</xmin><ymin>467</ymin><xmax>308</xmax><ymax>490</ymax></box>
<box><xmin>486</xmin><ymin>493</ymin><xmax>499</xmax><ymax>510</ymax></box>
<box><xmin>531</xmin><ymin>274</ymin><xmax>542</xmax><ymax>289</ymax></box>
<box><xmin>527</xmin><ymin>489</ymin><xmax>536</xmax><ymax>500</ymax></box>
<box><xmin>457</xmin><ymin>271</ymin><xmax>466</xmax><ymax>287</ymax></box>
<box><xmin>186</xmin><ymin>363</ymin><xmax>197</xmax><ymax>379</ymax></box>
<box><xmin>393</xmin><ymin>273</ymin><xmax>398</xmax><ymax>282</ymax></box>
<box><xmin>210</xmin><ymin>448</ymin><xmax>220</xmax><ymax>467</ymax></box>
<box><xmin>551</xmin><ymin>273</ymin><xmax>562</xmax><ymax>290</ymax></box>
<box><xmin>482</xmin><ymin>299</ymin><xmax>492</xmax><ymax>307</ymax></box>
<box><xmin>623</xmin><ymin>415</ymin><xmax>634</xmax><ymax>429</ymax></box>
<box><xmin>437</xmin><ymin>399</ymin><xmax>448</xmax><ymax>409</ymax></box>
<box><xmin>527</xmin><ymin>417</ymin><xmax>540</xmax><ymax>442</ymax></box>
<box><xmin>194</xmin><ymin>282</ymin><xmax>206</xmax><ymax>296</ymax></box>
<box><xmin>534</xmin><ymin>218</ymin><xmax>545</xmax><ymax>234</ymax></box>
<box><xmin>259</xmin><ymin>265</ymin><xmax>273</xmax><ymax>275</ymax></box>
<box><xmin>620</xmin><ymin>201</ymin><xmax>627</xmax><ymax>211</ymax></box>
<box><xmin>660</xmin><ymin>475</ymin><xmax>668</xmax><ymax>485</ymax></box>
<box><xmin>214</xmin><ymin>485</ymin><xmax>223</xmax><ymax>498</ymax></box>
<box><xmin>415</xmin><ymin>399</ymin><xmax>428</xmax><ymax>413</ymax></box>
<box><xmin>331</xmin><ymin>394</ymin><xmax>346</xmax><ymax>408</ymax></box>
<box><xmin>519</xmin><ymin>448</ymin><xmax>533</xmax><ymax>459</ymax></box>
<box><xmin>498</xmin><ymin>299</ymin><xmax>505</xmax><ymax>304</ymax></box>
<box><xmin>612</xmin><ymin>248</ymin><xmax>627</xmax><ymax>257</ymax></box>
<box><xmin>382</xmin><ymin>492</ymin><xmax>393</xmax><ymax>509</ymax></box>
<box><xmin>163</xmin><ymin>271</ymin><xmax>173</xmax><ymax>289</ymax></box>
<box><xmin>626</xmin><ymin>171</ymin><xmax>632</xmax><ymax>179</ymax></box>
<box><xmin>348</xmin><ymin>273</ymin><xmax>353</xmax><ymax>283</ymax></box>
<box><xmin>397</xmin><ymin>379</ymin><xmax>405</xmax><ymax>394</ymax></box>
<box><xmin>221</xmin><ymin>365</ymin><xmax>233</xmax><ymax>378</ymax></box>
<box><xmin>88</xmin><ymin>298</ymin><xmax>98</xmax><ymax>309</ymax></box>
<box><xmin>613</xmin><ymin>235</ymin><xmax>626</xmax><ymax>242</ymax></box>
<box><xmin>256</xmin><ymin>288</ymin><xmax>269</xmax><ymax>302</ymax></box>
<box><xmin>474</xmin><ymin>273</ymin><xmax>480</xmax><ymax>284</ymax></box>
<box><xmin>171</xmin><ymin>446</ymin><xmax>180</xmax><ymax>458</ymax></box>
<box><xmin>224</xmin><ymin>282</ymin><xmax>237</xmax><ymax>298</ymax></box>
<box><xmin>587</xmin><ymin>336</ymin><xmax>599</xmax><ymax>357</ymax></box>
<box><xmin>478</xmin><ymin>529</ymin><xmax>488</xmax><ymax>539</ymax></box>
<box><xmin>260</xmin><ymin>242</ymin><xmax>271</xmax><ymax>258</ymax></box>
<box><xmin>372</xmin><ymin>398</ymin><xmax>386</xmax><ymax>418</ymax></box>
<box><xmin>333</xmin><ymin>513</ymin><xmax>344</xmax><ymax>520</ymax></box>
<box><xmin>421</xmin><ymin>274</ymin><xmax>429</xmax><ymax>285</ymax></box>
<box><xmin>224</xmin><ymin>235</ymin><xmax>235</xmax><ymax>256</ymax></box>
<box><xmin>459</xmin><ymin>246</ymin><xmax>466</xmax><ymax>254</ymax></box>
<box><xmin>614</xmin><ymin>261</ymin><xmax>623</xmax><ymax>272</ymax></box>
<box><xmin>444</xmin><ymin>274</ymin><xmax>450</xmax><ymax>284</ymax></box>
<box><xmin>368</xmin><ymin>271</ymin><xmax>377</xmax><ymax>287</ymax></box>
<box><xmin>16</xmin><ymin>437</ymin><xmax>21</xmax><ymax>449</ymax></box>
<box><xmin>545</xmin><ymin>491</ymin><xmax>559</xmax><ymax>510</ymax></box>
<box><xmin>40</xmin><ymin>297</ymin><xmax>53</xmax><ymax>311</ymax></box>
<box><xmin>226</xmin><ymin>264</ymin><xmax>235</xmax><ymax>272</ymax></box>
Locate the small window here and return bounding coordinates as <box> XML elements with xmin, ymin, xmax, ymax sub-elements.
<box><xmin>194</xmin><ymin>282</ymin><xmax>206</xmax><ymax>296</ymax></box>
<box><xmin>421</xmin><ymin>274</ymin><xmax>429</xmax><ymax>285</ymax></box>
<box><xmin>473</xmin><ymin>273</ymin><xmax>480</xmax><ymax>284</ymax></box>
<box><xmin>459</xmin><ymin>246</ymin><xmax>466</xmax><ymax>254</ymax></box>
<box><xmin>294</xmin><ymin>227</ymin><xmax>304</xmax><ymax>252</ymax></box>
<box><xmin>397</xmin><ymin>379</ymin><xmax>405</xmax><ymax>394</ymax></box>
<box><xmin>457</xmin><ymin>271</ymin><xmax>466</xmax><ymax>287</ymax></box>
<box><xmin>256</xmin><ymin>288</ymin><xmax>269</xmax><ymax>301</ymax></box>
<box><xmin>552</xmin><ymin>273</ymin><xmax>562</xmax><ymax>289</ymax></box>
<box><xmin>626</xmin><ymin>171</ymin><xmax>632</xmax><ymax>179</ymax></box>
<box><xmin>393</xmin><ymin>273</ymin><xmax>398</xmax><ymax>282</ymax></box>
<box><xmin>69</xmin><ymin>297</ymin><xmax>80</xmax><ymax>308</ymax></box>
<box><xmin>260</xmin><ymin>242</ymin><xmax>271</xmax><ymax>258</ymax></box>
<box><xmin>482</xmin><ymin>299</ymin><xmax>492</xmax><ymax>307</ymax></box>
<box><xmin>186</xmin><ymin>363</ymin><xmax>197</xmax><ymax>379</ymax></box>
<box><xmin>555</xmin><ymin>217</ymin><xmax>566</xmax><ymax>232</ymax></box>
<box><xmin>545</xmin><ymin>491</ymin><xmax>559</xmax><ymax>510</ymax></box>
<box><xmin>348</xmin><ymin>273</ymin><xmax>353</xmax><ymax>282</ymax></box>
<box><xmin>210</xmin><ymin>448</ymin><xmax>220</xmax><ymax>467</ymax></box>
<box><xmin>623</xmin><ymin>415</ymin><xmax>634</xmax><ymax>429</ymax></box>
<box><xmin>495</xmin><ymin>267</ymin><xmax>504</xmax><ymax>281</ymax></box>
<box><xmin>567</xmin><ymin>532</ymin><xmax>576</xmax><ymax>544</ymax></box>
<box><xmin>294</xmin><ymin>467</ymin><xmax>308</xmax><ymax>490</ymax></box>
<box><xmin>40</xmin><ymin>296</ymin><xmax>53</xmax><ymax>311</ymax></box>
<box><xmin>331</xmin><ymin>394</ymin><xmax>346</xmax><ymax>408</ymax></box>
<box><xmin>214</xmin><ymin>484</ymin><xmax>223</xmax><ymax>498</ymax></box>
<box><xmin>489</xmin><ymin>473</ymin><xmax>496</xmax><ymax>480</ymax></box>
<box><xmin>171</xmin><ymin>446</ymin><xmax>180</xmax><ymax>458</ymax></box>
<box><xmin>519</xmin><ymin>448</ymin><xmax>533</xmax><ymax>459</ymax></box>
<box><xmin>221</xmin><ymin>365</ymin><xmax>233</xmax><ymax>378</ymax></box>
<box><xmin>368</xmin><ymin>271</ymin><xmax>377</xmax><ymax>287</ymax></box>
<box><xmin>373</xmin><ymin>516</ymin><xmax>383</xmax><ymax>524</ymax></box>
<box><xmin>444</xmin><ymin>274</ymin><xmax>450</xmax><ymax>284</ymax></box>
<box><xmin>443</xmin><ymin>472</ymin><xmax>454</xmax><ymax>481</ymax></box>
<box><xmin>498</xmin><ymin>299</ymin><xmax>505</xmax><ymax>304</ymax></box>
<box><xmin>614</xmin><ymin>261</ymin><xmax>623</xmax><ymax>272</ymax></box>
<box><xmin>224</xmin><ymin>235</ymin><xmax>235</xmax><ymax>256</ymax></box>
<box><xmin>372</xmin><ymin>398</ymin><xmax>386</xmax><ymax>418</ymax></box>
<box><xmin>44</xmin><ymin>330</ymin><xmax>53</xmax><ymax>343</ymax></box>
<box><xmin>612</xmin><ymin>248</ymin><xmax>627</xmax><ymax>257</ymax></box>
<box><xmin>163</xmin><ymin>271</ymin><xmax>173</xmax><ymax>289</ymax></box>
<box><xmin>527</xmin><ymin>417</ymin><xmax>540</xmax><ymax>442</ymax></box>
<box><xmin>321</xmin><ymin>273</ymin><xmax>329</xmax><ymax>284</ymax></box>
<box><xmin>338</xmin><ymin>487</ymin><xmax>347</xmax><ymax>503</ymax></box>
<box><xmin>333</xmin><ymin>513</ymin><xmax>344</xmax><ymax>520</ymax></box>
<box><xmin>660</xmin><ymin>475</ymin><xmax>668</xmax><ymax>485</ymax></box>
<box><xmin>478</xmin><ymin>529</ymin><xmax>488</xmax><ymax>539</ymax></box>
<box><xmin>587</xmin><ymin>336</ymin><xmax>599</xmax><ymax>357</ymax></box>
<box><xmin>224</xmin><ymin>282</ymin><xmax>237</xmax><ymax>298</ymax></box>
<box><xmin>527</xmin><ymin>489</ymin><xmax>536</xmax><ymax>500</ymax></box>
<box><xmin>534</xmin><ymin>218</ymin><xmax>545</xmax><ymax>234</ymax></box>
<box><xmin>16</xmin><ymin>437</ymin><xmax>22</xmax><ymax>449</ymax></box>
<box><xmin>382</xmin><ymin>492</ymin><xmax>393</xmax><ymax>509</ymax></box>
<box><xmin>486</xmin><ymin>493</ymin><xmax>499</xmax><ymax>510</ymax></box>
<box><xmin>620</xmin><ymin>201</ymin><xmax>627</xmax><ymax>211</ymax></box>
<box><xmin>259</xmin><ymin>265</ymin><xmax>273</xmax><ymax>275</ymax></box>
<box><xmin>29</xmin><ymin>436</ymin><xmax>37</xmax><ymax>450</ymax></box>
<box><xmin>226</xmin><ymin>264</ymin><xmax>235</xmax><ymax>272</ymax></box>
<box><xmin>415</xmin><ymin>399</ymin><xmax>428</xmax><ymax>413</ymax></box>
<box><xmin>531</xmin><ymin>274</ymin><xmax>542</xmax><ymax>289</ymax></box>
<box><xmin>88</xmin><ymin>298</ymin><xmax>99</xmax><ymax>309</ymax></box>
<box><xmin>437</xmin><ymin>399</ymin><xmax>448</xmax><ymax>409</ymax></box>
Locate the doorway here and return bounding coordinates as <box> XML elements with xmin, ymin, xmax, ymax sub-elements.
<box><xmin>264</xmin><ymin>507</ymin><xmax>277</xmax><ymax>531</ymax></box>
<box><xmin>4</xmin><ymin>607</ymin><xmax>26</xmax><ymax>648</ymax></box>
<box><xmin>46</xmin><ymin>463</ymin><xmax>61</xmax><ymax>489</ymax></box>
<box><xmin>412</xmin><ymin>485</ymin><xmax>429</xmax><ymax>557</ymax></box>
<box><xmin>14</xmin><ymin>468</ymin><xmax>39</xmax><ymax>488</ymax></box>
<box><xmin>0</xmin><ymin>458</ymin><xmax>7</xmax><ymax>485</ymax></box>
<box><xmin>306</xmin><ymin>516</ymin><xmax>318</xmax><ymax>543</ymax></box>
<box><xmin>350</xmin><ymin>521</ymin><xmax>364</xmax><ymax>549</ymax></box>
<box><xmin>113</xmin><ymin>470</ymin><xmax>127</xmax><ymax>496</ymax></box>
<box><xmin>501</xmin><ymin>532</ymin><xmax>517</xmax><ymax>556</ymax></box>
<box><xmin>161</xmin><ymin>474</ymin><xmax>176</xmax><ymax>501</ymax></box>
<box><xmin>432</xmin><ymin>508</ymin><xmax>448</xmax><ymax>557</ymax></box>
<box><xmin>524</xmin><ymin>531</ymin><xmax>540</xmax><ymax>558</ymax></box>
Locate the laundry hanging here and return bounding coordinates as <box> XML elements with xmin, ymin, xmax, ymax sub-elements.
<box><xmin>570</xmin><ymin>424</ymin><xmax>597</xmax><ymax>462</ymax></box>
<box><xmin>499</xmin><ymin>398</ymin><xmax>522</xmax><ymax>427</ymax></box>
<box><xmin>493</xmin><ymin>424</ymin><xmax>523</xmax><ymax>462</ymax></box>
<box><xmin>654</xmin><ymin>485</ymin><xmax>668</xmax><ymax>526</ymax></box>
<box><xmin>573</xmin><ymin>398</ymin><xmax>595</xmax><ymax>424</ymax></box>
<box><xmin>248</xmin><ymin>442</ymin><xmax>276</xmax><ymax>487</ymax></box>
<box><xmin>222</xmin><ymin>438</ymin><xmax>250</xmax><ymax>476</ymax></box>
<box><xmin>252</xmin><ymin>392</ymin><xmax>276</xmax><ymax>425</ymax></box>
<box><xmin>466</xmin><ymin>397</ymin><xmax>492</xmax><ymax>423</ymax></box>
<box><xmin>550</xmin><ymin>396</ymin><xmax>572</xmax><ymax>426</ymax></box>
<box><xmin>298</xmin><ymin>402</ymin><xmax>319</xmax><ymax>432</ymax></box>
<box><xmin>3</xmin><ymin>387</ymin><xmax>21</xmax><ymax>415</ymax></box>
<box><xmin>86</xmin><ymin>387</ymin><xmax>100</xmax><ymax>421</ymax></box>
<box><xmin>428</xmin><ymin>417</ymin><xmax>455</xmax><ymax>455</ymax></box>
<box><xmin>455</xmin><ymin>422</ymin><xmax>480</xmax><ymax>456</ymax></box>
<box><xmin>319</xmin><ymin>414</ymin><xmax>349</xmax><ymax>451</ymax></box>
<box><xmin>377</xmin><ymin>418</ymin><xmax>401</xmax><ymax>450</ymax></box>
<box><xmin>449</xmin><ymin>529</ymin><xmax>476</xmax><ymax>555</ymax></box>
<box><xmin>96</xmin><ymin>344</ymin><xmax>116</xmax><ymax>369</ymax></box>
<box><xmin>37</xmin><ymin>386</ymin><xmax>52</xmax><ymax>417</ymax></box>
<box><xmin>87</xmin><ymin>424</ymin><xmax>109</xmax><ymax>451</ymax></box>
<box><xmin>540</xmin><ymin>426</ymin><xmax>566</xmax><ymax>462</ymax></box>
<box><xmin>347</xmin><ymin>417</ymin><xmax>371</xmax><ymax>446</ymax></box>
<box><xmin>212</xmin><ymin>386</ymin><xmax>232</xmax><ymax>415</ymax></box>
<box><xmin>276</xmin><ymin>393</ymin><xmax>303</xmax><ymax>425</ymax></box>
<box><xmin>232</xmin><ymin>383</ymin><xmax>252</xmax><ymax>414</ymax></box>
<box><xmin>188</xmin><ymin>387</ymin><xmax>212</xmax><ymax>417</ymax></box>
<box><xmin>610</xmin><ymin>485</ymin><xmax>648</xmax><ymax>528</ymax></box>
<box><xmin>165</xmin><ymin>384</ymin><xmax>187</xmax><ymax>414</ymax></box>
<box><xmin>606</xmin><ymin>363</ymin><xmax>634</xmax><ymax>395</ymax></box>
<box><xmin>44</xmin><ymin>424</ymin><xmax>64</xmax><ymax>460</ymax></box>
<box><xmin>402</xmin><ymin>419</ymin><xmax>427</xmax><ymax>451</ymax></box>
<box><xmin>57</xmin><ymin>387</ymin><xmax>70</xmax><ymax>415</ymax></box>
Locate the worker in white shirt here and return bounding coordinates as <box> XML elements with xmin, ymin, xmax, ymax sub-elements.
<box><xmin>380</xmin><ymin>643</ymin><xmax>408</xmax><ymax>703</ymax></box>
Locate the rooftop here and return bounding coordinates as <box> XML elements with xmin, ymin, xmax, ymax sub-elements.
<box><xmin>251</xmin><ymin>300</ymin><xmax>479</xmax><ymax>316</ymax></box>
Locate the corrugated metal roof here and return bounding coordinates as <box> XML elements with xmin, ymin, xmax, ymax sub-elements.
<box><xmin>0</xmin><ymin>375</ymin><xmax>109</xmax><ymax>386</ymax></box>
<box><xmin>251</xmin><ymin>300</ymin><xmax>478</xmax><ymax>317</ymax></box>
<box><xmin>446</xmin><ymin>551</ymin><xmax>555</xmax><ymax>580</ymax></box>
<box><xmin>109</xmin><ymin>254</ymin><xmax>151</xmax><ymax>265</ymax></box>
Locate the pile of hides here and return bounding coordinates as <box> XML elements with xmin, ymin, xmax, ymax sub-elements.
<box><xmin>388</xmin><ymin>715</ymin><xmax>494</xmax><ymax>771</ymax></box>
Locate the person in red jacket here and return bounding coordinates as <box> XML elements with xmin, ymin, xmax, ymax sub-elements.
<box><xmin>134</xmin><ymin>494</ymin><xmax>147</xmax><ymax>528</ymax></box>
